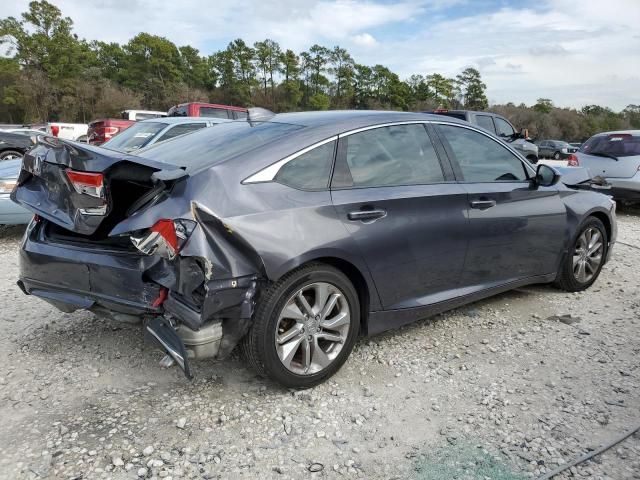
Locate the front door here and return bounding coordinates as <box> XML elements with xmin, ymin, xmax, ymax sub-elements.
<box><xmin>330</xmin><ymin>123</ymin><xmax>469</xmax><ymax>310</ymax></box>
<box><xmin>434</xmin><ymin>123</ymin><xmax>566</xmax><ymax>288</ymax></box>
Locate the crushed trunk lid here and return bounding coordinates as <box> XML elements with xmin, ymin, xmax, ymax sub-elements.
<box><xmin>11</xmin><ymin>137</ymin><xmax>185</xmax><ymax>236</ymax></box>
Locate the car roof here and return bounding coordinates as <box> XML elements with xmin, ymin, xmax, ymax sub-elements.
<box><xmin>592</xmin><ymin>130</ymin><xmax>640</xmax><ymax>136</ymax></box>
<box><xmin>267</xmin><ymin>110</ymin><xmax>466</xmax><ymax>134</ymax></box>
<box><xmin>138</xmin><ymin>116</ymin><xmax>231</xmax><ymax>125</ymax></box>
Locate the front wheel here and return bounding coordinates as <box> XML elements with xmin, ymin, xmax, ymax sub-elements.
<box><xmin>553</xmin><ymin>151</ymin><xmax>561</xmax><ymax>160</ymax></box>
<box><xmin>554</xmin><ymin>217</ymin><xmax>607</xmax><ymax>292</ymax></box>
<box><xmin>242</xmin><ymin>263</ymin><xmax>360</xmax><ymax>388</ymax></box>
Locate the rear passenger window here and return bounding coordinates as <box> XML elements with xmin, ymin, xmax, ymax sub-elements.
<box><xmin>438</xmin><ymin>125</ymin><xmax>528</xmax><ymax>182</ymax></box>
<box><xmin>275</xmin><ymin>141</ymin><xmax>336</xmax><ymax>190</ymax></box>
<box><xmin>344</xmin><ymin>124</ymin><xmax>444</xmax><ymax>187</ymax></box>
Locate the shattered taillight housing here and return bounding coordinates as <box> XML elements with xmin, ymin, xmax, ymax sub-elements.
<box><xmin>131</xmin><ymin>219</ymin><xmax>196</xmax><ymax>259</ymax></box>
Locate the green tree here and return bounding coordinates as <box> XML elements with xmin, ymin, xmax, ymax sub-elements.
<box><xmin>534</xmin><ymin>98</ymin><xmax>554</xmax><ymax>114</ymax></box>
<box><xmin>329</xmin><ymin>46</ymin><xmax>354</xmax><ymax>107</ymax></box>
<box><xmin>426</xmin><ymin>73</ymin><xmax>455</xmax><ymax>107</ymax></box>
<box><xmin>254</xmin><ymin>39</ymin><xmax>281</xmax><ymax>104</ymax></box>
<box><xmin>456</xmin><ymin>67</ymin><xmax>488</xmax><ymax>110</ymax></box>
<box><xmin>278</xmin><ymin>49</ymin><xmax>302</xmax><ymax>110</ymax></box>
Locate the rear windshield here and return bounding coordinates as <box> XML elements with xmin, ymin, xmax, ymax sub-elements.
<box><xmin>102</xmin><ymin>122</ymin><xmax>166</xmax><ymax>152</ymax></box>
<box><xmin>136</xmin><ymin>121</ymin><xmax>304</xmax><ymax>169</ymax></box>
<box><xmin>580</xmin><ymin>133</ymin><xmax>640</xmax><ymax>158</ymax></box>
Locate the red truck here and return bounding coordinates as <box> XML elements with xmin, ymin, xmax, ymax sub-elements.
<box><xmin>168</xmin><ymin>102</ymin><xmax>247</xmax><ymax>119</ymax></box>
<box><xmin>87</xmin><ymin>110</ymin><xmax>167</xmax><ymax>145</ymax></box>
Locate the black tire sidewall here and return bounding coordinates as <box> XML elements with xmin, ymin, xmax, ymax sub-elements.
<box><xmin>553</xmin><ymin>151</ymin><xmax>560</xmax><ymax>160</ymax></box>
<box><xmin>257</xmin><ymin>266</ymin><xmax>360</xmax><ymax>388</ymax></box>
<box><xmin>0</xmin><ymin>150</ymin><xmax>23</xmax><ymax>161</ymax></box>
<box><xmin>562</xmin><ymin>217</ymin><xmax>608</xmax><ymax>290</ymax></box>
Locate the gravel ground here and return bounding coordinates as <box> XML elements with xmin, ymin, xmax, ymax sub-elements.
<box><xmin>0</xmin><ymin>210</ymin><xmax>639</xmax><ymax>480</ymax></box>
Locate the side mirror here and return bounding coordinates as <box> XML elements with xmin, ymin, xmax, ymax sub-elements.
<box><xmin>535</xmin><ymin>163</ymin><xmax>560</xmax><ymax>187</ymax></box>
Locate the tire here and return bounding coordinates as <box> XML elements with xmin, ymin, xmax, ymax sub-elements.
<box><xmin>554</xmin><ymin>217</ymin><xmax>607</xmax><ymax>292</ymax></box>
<box><xmin>0</xmin><ymin>150</ymin><xmax>23</xmax><ymax>161</ymax></box>
<box><xmin>526</xmin><ymin>155</ymin><xmax>538</xmax><ymax>164</ymax></box>
<box><xmin>242</xmin><ymin>263</ymin><xmax>360</xmax><ymax>388</ymax></box>
<box><xmin>553</xmin><ymin>151</ymin><xmax>561</xmax><ymax>160</ymax></box>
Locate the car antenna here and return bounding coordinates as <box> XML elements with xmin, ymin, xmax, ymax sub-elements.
<box><xmin>247</xmin><ymin>107</ymin><xmax>275</xmax><ymax>125</ymax></box>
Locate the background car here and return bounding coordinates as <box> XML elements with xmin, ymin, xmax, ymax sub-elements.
<box><xmin>121</xmin><ymin>109</ymin><xmax>167</xmax><ymax>121</ymax></box>
<box><xmin>538</xmin><ymin>140</ymin><xmax>578</xmax><ymax>160</ymax></box>
<box><xmin>427</xmin><ymin>109</ymin><xmax>539</xmax><ymax>163</ymax></box>
<box><xmin>168</xmin><ymin>102</ymin><xmax>248</xmax><ymax>119</ymax></box>
<box><xmin>46</xmin><ymin>122</ymin><xmax>88</xmax><ymax>141</ymax></box>
<box><xmin>0</xmin><ymin>130</ymin><xmax>34</xmax><ymax>161</ymax></box>
<box><xmin>574</xmin><ymin>130</ymin><xmax>640</xmax><ymax>203</ymax></box>
<box><xmin>1</xmin><ymin>127</ymin><xmax>47</xmax><ymax>136</ymax></box>
<box><xmin>100</xmin><ymin>117</ymin><xmax>230</xmax><ymax>153</ymax></box>
<box><xmin>0</xmin><ymin>159</ymin><xmax>32</xmax><ymax>224</ymax></box>
<box><xmin>12</xmin><ymin>110</ymin><xmax>616</xmax><ymax>388</ymax></box>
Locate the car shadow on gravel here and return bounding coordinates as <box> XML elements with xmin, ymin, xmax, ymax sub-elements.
<box><xmin>0</xmin><ymin>224</ymin><xmax>26</xmax><ymax>240</ymax></box>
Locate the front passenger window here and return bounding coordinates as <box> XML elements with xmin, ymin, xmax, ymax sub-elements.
<box><xmin>345</xmin><ymin>124</ymin><xmax>444</xmax><ymax>187</ymax></box>
<box><xmin>438</xmin><ymin>125</ymin><xmax>528</xmax><ymax>182</ymax></box>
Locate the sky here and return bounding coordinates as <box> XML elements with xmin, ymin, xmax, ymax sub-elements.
<box><xmin>4</xmin><ymin>0</ymin><xmax>640</xmax><ymax>110</ymax></box>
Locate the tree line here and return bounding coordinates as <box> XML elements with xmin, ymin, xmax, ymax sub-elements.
<box><xmin>1</xmin><ymin>1</ymin><xmax>638</xmax><ymax>142</ymax></box>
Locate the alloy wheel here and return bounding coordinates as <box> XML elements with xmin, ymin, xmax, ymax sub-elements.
<box><xmin>274</xmin><ymin>282</ymin><xmax>351</xmax><ymax>375</ymax></box>
<box><xmin>1</xmin><ymin>153</ymin><xmax>22</xmax><ymax>161</ymax></box>
<box><xmin>572</xmin><ymin>227</ymin><xmax>604</xmax><ymax>283</ymax></box>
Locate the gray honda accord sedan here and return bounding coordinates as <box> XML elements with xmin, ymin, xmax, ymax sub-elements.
<box><xmin>12</xmin><ymin>110</ymin><xmax>616</xmax><ymax>388</ymax></box>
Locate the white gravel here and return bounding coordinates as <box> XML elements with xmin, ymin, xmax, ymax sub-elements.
<box><xmin>0</xmin><ymin>209</ymin><xmax>639</xmax><ymax>480</ymax></box>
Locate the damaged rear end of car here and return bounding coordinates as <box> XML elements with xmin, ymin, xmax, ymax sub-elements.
<box><xmin>12</xmin><ymin>136</ymin><xmax>263</xmax><ymax>378</ymax></box>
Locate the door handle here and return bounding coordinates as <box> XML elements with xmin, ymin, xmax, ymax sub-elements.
<box><xmin>347</xmin><ymin>209</ymin><xmax>387</xmax><ymax>222</ymax></box>
<box><xmin>470</xmin><ymin>199</ymin><xmax>496</xmax><ymax>210</ymax></box>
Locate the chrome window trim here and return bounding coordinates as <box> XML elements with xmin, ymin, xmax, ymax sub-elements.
<box><xmin>242</xmin><ymin>119</ymin><xmax>533</xmax><ymax>184</ymax></box>
<box><xmin>242</xmin><ymin>135</ymin><xmax>338</xmax><ymax>184</ymax></box>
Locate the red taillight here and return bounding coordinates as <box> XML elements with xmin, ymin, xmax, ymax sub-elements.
<box><xmin>151</xmin><ymin>219</ymin><xmax>179</xmax><ymax>252</ymax></box>
<box><xmin>567</xmin><ymin>154</ymin><xmax>579</xmax><ymax>167</ymax></box>
<box><xmin>131</xmin><ymin>219</ymin><xmax>196</xmax><ymax>260</ymax></box>
<box><xmin>65</xmin><ymin>169</ymin><xmax>107</xmax><ymax>205</ymax></box>
<box><xmin>50</xmin><ymin>125</ymin><xmax>59</xmax><ymax>137</ymax></box>
<box><xmin>66</xmin><ymin>170</ymin><xmax>104</xmax><ymax>188</ymax></box>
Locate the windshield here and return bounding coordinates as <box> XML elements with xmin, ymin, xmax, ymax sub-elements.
<box><xmin>102</xmin><ymin>122</ymin><xmax>166</xmax><ymax>152</ymax></box>
<box><xmin>136</xmin><ymin>121</ymin><xmax>304</xmax><ymax>169</ymax></box>
<box><xmin>580</xmin><ymin>133</ymin><xmax>640</xmax><ymax>158</ymax></box>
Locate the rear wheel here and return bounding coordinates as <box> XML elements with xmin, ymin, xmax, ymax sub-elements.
<box><xmin>242</xmin><ymin>263</ymin><xmax>360</xmax><ymax>388</ymax></box>
<box><xmin>554</xmin><ymin>217</ymin><xmax>607</xmax><ymax>291</ymax></box>
<box><xmin>0</xmin><ymin>150</ymin><xmax>23</xmax><ymax>161</ymax></box>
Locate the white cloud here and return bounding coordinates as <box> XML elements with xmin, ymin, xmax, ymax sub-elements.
<box><xmin>352</xmin><ymin>33</ymin><xmax>378</xmax><ymax>47</ymax></box>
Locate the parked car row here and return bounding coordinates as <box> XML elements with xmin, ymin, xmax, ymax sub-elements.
<box><xmin>88</xmin><ymin>103</ymin><xmax>247</xmax><ymax>145</ymax></box>
<box><xmin>8</xmin><ymin>108</ymin><xmax>618</xmax><ymax>388</ymax></box>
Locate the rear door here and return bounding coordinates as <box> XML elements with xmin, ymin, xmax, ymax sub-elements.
<box><xmin>579</xmin><ymin>133</ymin><xmax>640</xmax><ymax>178</ymax></box>
<box><xmin>331</xmin><ymin>123</ymin><xmax>469</xmax><ymax>310</ymax></box>
<box><xmin>434</xmin><ymin>123</ymin><xmax>566</xmax><ymax>287</ymax></box>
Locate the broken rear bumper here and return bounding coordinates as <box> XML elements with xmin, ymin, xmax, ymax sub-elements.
<box><xmin>19</xmin><ymin>222</ymin><xmax>165</xmax><ymax>315</ymax></box>
<box><xmin>18</xmin><ymin>220</ymin><xmax>259</xmax><ymax>378</ymax></box>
